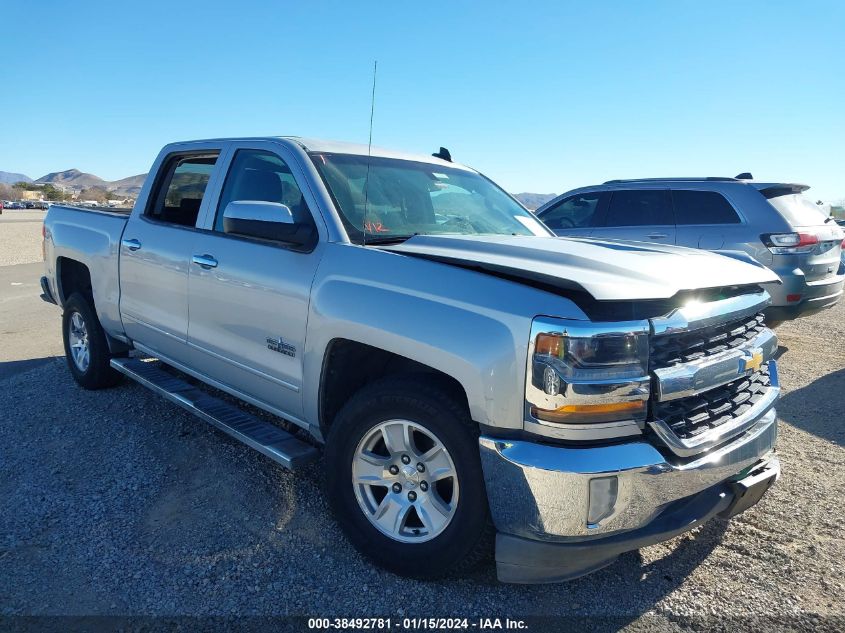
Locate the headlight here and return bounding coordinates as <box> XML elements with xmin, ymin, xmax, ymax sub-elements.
<box><xmin>526</xmin><ymin>318</ymin><xmax>650</xmax><ymax>440</ymax></box>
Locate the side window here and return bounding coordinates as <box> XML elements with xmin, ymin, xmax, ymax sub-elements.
<box><xmin>673</xmin><ymin>190</ymin><xmax>741</xmax><ymax>225</ymax></box>
<box><xmin>146</xmin><ymin>153</ymin><xmax>218</xmax><ymax>227</ymax></box>
<box><xmin>214</xmin><ymin>149</ymin><xmax>314</xmax><ymax>233</ymax></box>
<box><xmin>540</xmin><ymin>192</ymin><xmax>605</xmax><ymax>229</ymax></box>
<box><xmin>603</xmin><ymin>190</ymin><xmax>672</xmax><ymax>227</ymax></box>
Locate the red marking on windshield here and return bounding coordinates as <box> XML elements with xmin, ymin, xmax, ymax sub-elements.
<box><xmin>364</xmin><ymin>221</ymin><xmax>390</xmax><ymax>233</ymax></box>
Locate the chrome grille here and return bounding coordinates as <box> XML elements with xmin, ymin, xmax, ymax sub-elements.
<box><xmin>649</xmin><ymin>312</ymin><xmax>766</xmax><ymax>372</ymax></box>
<box><xmin>652</xmin><ymin>365</ymin><xmax>771</xmax><ymax>441</ymax></box>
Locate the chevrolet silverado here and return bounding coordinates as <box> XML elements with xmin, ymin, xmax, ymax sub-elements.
<box><xmin>42</xmin><ymin>137</ymin><xmax>782</xmax><ymax>583</ymax></box>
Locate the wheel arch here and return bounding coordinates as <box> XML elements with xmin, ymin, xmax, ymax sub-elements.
<box><xmin>318</xmin><ymin>339</ymin><xmax>472</xmax><ymax>436</ymax></box>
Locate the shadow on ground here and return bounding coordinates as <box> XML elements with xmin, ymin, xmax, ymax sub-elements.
<box><xmin>778</xmin><ymin>367</ymin><xmax>845</xmax><ymax>447</ymax></box>
<box><xmin>0</xmin><ymin>356</ymin><xmax>61</xmax><ymax>381</ymax></box>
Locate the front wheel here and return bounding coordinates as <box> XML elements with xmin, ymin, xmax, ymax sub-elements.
<box><xmin>62</xmin><ymin>292</ymin><xmax>123</xmax><ymax>390</ymax></box>
<box><xmin>325</xmin><ymin>376</ymin><xmax>493</xmax><ymax>579</ymax></box>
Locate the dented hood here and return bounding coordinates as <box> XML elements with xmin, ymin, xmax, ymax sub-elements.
<box><xmin>382</xmin><ymin>235</ymin><xmax>779</xmax><ymax>301</ymax></box>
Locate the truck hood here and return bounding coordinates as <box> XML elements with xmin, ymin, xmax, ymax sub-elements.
<box><xmin>382</xmin><ymin>235</ymin><xmax>780</xmax><ymax>301</ymax></box>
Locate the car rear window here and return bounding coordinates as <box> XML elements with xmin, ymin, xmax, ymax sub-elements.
<box><xmin>766</xmin><ymin>192</ymin><xmax>830</xmax><ymax>227</ymax></box>
<box><xmin>672</xmin><ymin>190</ymin><xmax>741</xmax><ymax>225</ymax></box>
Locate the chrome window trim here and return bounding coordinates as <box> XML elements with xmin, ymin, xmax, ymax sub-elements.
<box><xmin>653</xmin><ymin>327</ymin><xmax>777</xmax><ymax>402</ymax></box>
<box><xmin>650</xmin><ymin>291</ymin><xmax>771</xmax><ymax>336</ymax></box>
<box><xmin>649</xmin><ymin>361</ymin><xmax>780</xmax><ymax>457</ymax></box>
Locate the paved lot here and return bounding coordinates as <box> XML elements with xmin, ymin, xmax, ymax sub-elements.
<box><xmin>0</xmin><ymin>235</ymin><xmax>843</xmax><ymax>628</ymax></box>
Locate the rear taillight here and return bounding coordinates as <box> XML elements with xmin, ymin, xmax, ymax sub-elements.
<box><xmin>761</xmin><ymin>232</ymin><xmax>819</xmax><ymax>254</ymax></box>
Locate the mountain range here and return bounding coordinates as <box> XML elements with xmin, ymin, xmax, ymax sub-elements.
<box><xmin>2</xmin><ymin>169</ymin><xmax>556</xmax><ymax>206</ymax></box>
<box><xmin>0</xmin><ymin>169</ymin><xmax>147</xmax><ymax>197</ymax></box>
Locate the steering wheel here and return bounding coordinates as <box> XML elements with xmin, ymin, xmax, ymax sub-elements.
<box><xmin>552</xmin><ymin>217</ymin><xmax>576</xmax><ymax>229</ymax></box>
<box><xmin>439</xmin><ymin>215</ymin><xmax>476</xmax><ymax>232</ymax></box>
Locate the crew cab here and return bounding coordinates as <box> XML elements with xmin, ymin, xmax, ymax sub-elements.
<box><xmin>42</xmin><ymin>137</ymin><xmax>782</xmax><ymax>583</ymax></box>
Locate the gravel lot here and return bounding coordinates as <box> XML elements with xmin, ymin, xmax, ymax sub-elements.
<box><xmin>0</xmin><ymin>211</ymin><xmax>46</xmax><ymax>266</ymax></box>
<box><xmin>0</xmin><ymin>222</ymin><xmax>843</xmax><ymax>630</ymax></box>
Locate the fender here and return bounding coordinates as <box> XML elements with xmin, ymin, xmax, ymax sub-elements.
<box><xmin>302</xmin><ymin>243</ymin><xmax>588</xmax><ymax>432</ymax></box>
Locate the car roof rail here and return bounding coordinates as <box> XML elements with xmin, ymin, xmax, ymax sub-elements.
<box><xmin>602</xmin><ymin>177</ymin><xmax>741</xmax><ymax>184</ymax></box>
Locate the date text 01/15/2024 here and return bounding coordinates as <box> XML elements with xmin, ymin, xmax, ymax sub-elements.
<box><xmin>307</xmin><ymin>617</ymin><xmax>528</xmax><ymax>630</ymax></box>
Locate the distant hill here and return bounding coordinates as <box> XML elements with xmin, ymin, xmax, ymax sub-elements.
<box><xmin>0</xmin><ymin>171</ymin><xmax>33</xmax><ymax>185</ymax></box>
<box><xmin>24</xmin><ymin>169</ymin><xmax>148</xmax><ymax>198</ymax></box>
<box><xmin>513</xmin><ymin>192</ymin><xmax>557</xmax><ymax>210</ymax></box>
<box><xmin>36</xmin><ymin>169</ymin><xmax>108</xmax><ymax>190</ymax></box>
<box><xmin>4</xmin><ymin>168</ymin><xmax>553</xmax><ymax>207</ymax></box>
<box><xmin>109</xmin><ymin>174</ymin><xmax>147</xmax><ymax>197</ymax></box>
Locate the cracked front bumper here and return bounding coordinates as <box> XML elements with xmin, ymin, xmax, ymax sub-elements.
<box><xmin>478</xmin><ymin>407</ymin><xmax>778</xmax><ymax>583</ymax></box>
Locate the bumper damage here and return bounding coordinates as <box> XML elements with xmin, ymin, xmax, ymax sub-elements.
<box><xmin>479</xmin><ymin>406</ymin><xmax>779</xmax><ymax>584</ymax></box>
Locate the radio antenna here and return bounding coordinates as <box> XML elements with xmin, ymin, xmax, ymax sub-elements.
<box><xmin>362</xmin><ymin>60</ymin><xmax>377</xmax><ymax>244</ymax></box>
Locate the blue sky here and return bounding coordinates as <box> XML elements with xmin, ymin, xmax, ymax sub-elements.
<box><xmin>2</xmin><ymin>1</ymin><xmax>843</xmax><ymax>201</ymax></box>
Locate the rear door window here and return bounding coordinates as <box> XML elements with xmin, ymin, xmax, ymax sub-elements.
<box><xmin>603</xmin><ymin>190</ymin><xmax>672</xmax><ymax>227</ymax></box>
<box><xmin>539</xmin><ymin>192</ymin><xmax>606</xmax><ymax>229</ymax></box>
<box><xmin>673</xmin><ymin>190</ymin><xmax>741</xmax><ymax>225</ymax></box>
<box><xmin>146</xmin><ymin>154</ymin><xmax>218</xmax><ymax>228</ymax></box>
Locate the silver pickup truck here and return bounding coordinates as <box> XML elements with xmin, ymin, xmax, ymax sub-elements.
<box><xmin>42</xmin><ymin>137</ymin><xmax>782</xmax><ymax>583</ymax></box>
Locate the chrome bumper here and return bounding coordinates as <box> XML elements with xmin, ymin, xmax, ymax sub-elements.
<box><xmin>479</xmin><ymin>404</ymin><xmax>777</xmax><ymax>542</ymax></box>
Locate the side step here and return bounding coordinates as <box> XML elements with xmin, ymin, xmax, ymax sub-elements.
<box><xmin>110</xmin><ymin>357</ymin><xmax>319</xmax><ymax>469</ymax></box>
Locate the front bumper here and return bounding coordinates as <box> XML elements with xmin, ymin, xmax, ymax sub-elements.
<box><xmin>479</xmin><ymin>406</ymin><xmax>779</xmax><ymax>583</ymax></box>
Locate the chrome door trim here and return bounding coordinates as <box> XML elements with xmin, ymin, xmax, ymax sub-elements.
<box><xmin>191</xmin><ymin>254</ymin><xmax>218</xmax><ymax>269</ymax></box>
<box><xmin>121</xmin><ymin>238</ymin><xmax>142</xmax><ymax>251</ymax></box>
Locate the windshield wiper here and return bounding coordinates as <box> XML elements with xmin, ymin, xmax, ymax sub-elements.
<box><xmin>362</xmin><ymin>234</ymin><xmax>417</xmax><ymax>245</ymax></box>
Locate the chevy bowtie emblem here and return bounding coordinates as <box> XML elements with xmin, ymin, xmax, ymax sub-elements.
<box><xmin>742</xmin><ymin>350</ymin><xmax>764</xmax><ymax>373</ymax></box>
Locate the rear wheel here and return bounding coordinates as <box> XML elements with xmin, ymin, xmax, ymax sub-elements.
<box><xmin>62</xmin><ymin>292</ymin><xmax>123</xmax><ymax>389</ymax></box>
<box><xmin>325</xmin><ymin>376</ymin><xmax>493</xmax><ymax>579</ymax></box>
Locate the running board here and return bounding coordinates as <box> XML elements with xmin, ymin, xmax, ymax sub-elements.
<box><xmin>110</xmin><ymin>357</ymin><xmax>318</xmax><ymax>470</ymax></box>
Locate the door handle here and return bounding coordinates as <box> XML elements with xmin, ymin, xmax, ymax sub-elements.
<box><xmin>192</xmin><ymin>254</ymin><xmax>218</xmax><ymax>269</ymax></box>
<box><xmin>646</xmin><ymin>233</ymin><xmax>668</xmax><ymax>240</ymax></box>
<box><xmin>121</xmin><ymin>238</ymin><xmax>142</xmax><ymax>251</ymax></box>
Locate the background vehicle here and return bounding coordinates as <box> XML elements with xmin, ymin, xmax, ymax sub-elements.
<box><xmin>536</xmin><ymin>176</ymin><xmax>844</xmax><ymax>324</ymax></box>
<box><xmin>42</xmin><ymin>137</ymin><xmax>781</xmax><ymax>583</ymax></box>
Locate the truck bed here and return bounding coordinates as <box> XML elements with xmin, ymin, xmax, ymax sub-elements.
<box><xmin>43</xmin><ymin>203</ymin><xmax>130</xmax><ymax>337</ymax></box>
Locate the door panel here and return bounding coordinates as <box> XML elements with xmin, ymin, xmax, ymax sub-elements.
<box><xmin>591</xmin><ymin>189</ymin><xmax>676</xmax><ymax>245</ymax></box>
<box><xmin>187</xmin><ymin>234</ymin><xmax>317</xmax><ymax>416</ymax></box>
<box><xmin>186</xmin><ymin>146</ymin><xmax>322</xmax><ymax>419</ymax></box>
<box><xmin>119</xmin><ymin>218</ymin><xmax>198</xmax><ymax>359</ymax></box>
<box><xmin>119</xmin><ymin>152</ymin><xmax>221</xmax><ymax>361</ymax></box>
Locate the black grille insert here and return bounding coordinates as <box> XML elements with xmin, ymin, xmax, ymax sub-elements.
<box><xmin>652</xmin><ymin>365</ymin><xmax>771</xmax><ymax>441</ymax></box>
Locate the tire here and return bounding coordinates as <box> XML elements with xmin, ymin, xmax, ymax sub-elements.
<box><xmin>62</xmin><ymin>292</ymin><xmax>123</xmax><ymax>390</ymax></box>
<box><xmin>325</xmin><ymin>375</ymin><xmax>494</xmax><ymax>579</ymax></box>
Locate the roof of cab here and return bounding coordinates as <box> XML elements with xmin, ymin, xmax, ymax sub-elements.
<box><xmin>163</xmin><ymin>136</ymin><xmax>473</xmax><ymax>171</ymax></box>
<box><xmin>284</xmin><ymin>136</ymin><xmax>472</xmax><ymax>170</ymax></box>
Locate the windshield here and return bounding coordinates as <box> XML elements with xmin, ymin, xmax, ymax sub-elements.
<box><xmin>311</xmin><ymin>153</ymin><xmax>551</xmax><ymax>243</ymax></box>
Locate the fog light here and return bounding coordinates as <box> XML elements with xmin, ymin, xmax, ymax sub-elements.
<box><xmin>587</xmin><ymin>476</ymin><xmax>618</xmax><ymax>527</ymax></box>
